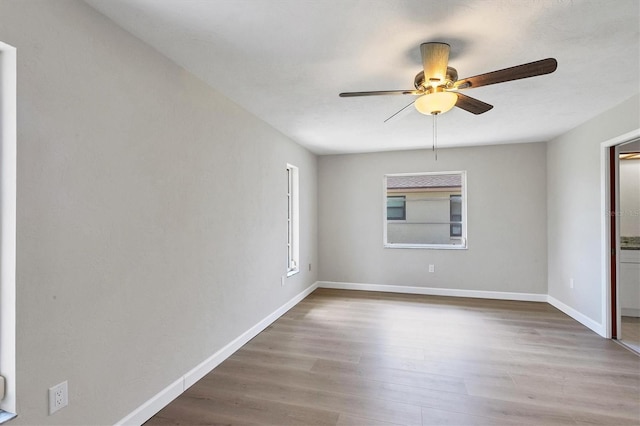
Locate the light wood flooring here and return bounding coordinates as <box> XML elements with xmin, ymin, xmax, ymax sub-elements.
<box><xmin>146</xmin><ymin>289</ymin><xmax>640</xmax><ymax>425</ymax></box>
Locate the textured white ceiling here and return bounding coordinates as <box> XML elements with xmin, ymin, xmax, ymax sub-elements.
<box><xmin>85</xmin><ymin>0</ymin><xmax>640</xmax><ymax>154</ymax></box>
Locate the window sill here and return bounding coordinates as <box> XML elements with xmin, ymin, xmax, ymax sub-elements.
<box><xmin>286</xmin><ymin>269</ymin><xmax>300</xmax><ymax>277</ymax></box>
<box><xmin>0</xmin><ymin>410</ymin><xmax>17</xmax><ymax>424</ymax></box>
<box><xmin>384</xmin><ymin>243</ymin><xmax>468</xmax><ymax>250</ymax></box>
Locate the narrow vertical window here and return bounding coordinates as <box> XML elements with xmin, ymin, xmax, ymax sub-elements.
<box><xmin>0</xmin><ymin>41</ymin><xmax>17</xmax><ymax>420</ymax></box>
<box><xmin>286</xmin><ymin>164</ymin><xmax>299</xmax><ymax>276</ymax></box>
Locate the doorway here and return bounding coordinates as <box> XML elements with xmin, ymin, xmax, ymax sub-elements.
<box><xmin>615</xmin><ymin>141</ymin><xmax>640</xmax><ymax>352</ymax></box>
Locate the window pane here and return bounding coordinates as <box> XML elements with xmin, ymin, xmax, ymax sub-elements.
<box><xmin>450</xmin><ymin>195</ymin><xmax>462</xmax><ymax>237</ymax></box>
<box><xmin>386</xmin><ymin>196</ymin><xmax>406</xmax><ymax>220</ymax></box>
<box><xmin>385</xmin><ymin>172</ymin><xmax>466</xmax><ymax>248</ymax></box>
<box><xmin>286</xmin><ymin>164</ymin><xmax>299</xmax><ymax>274</ymax></box>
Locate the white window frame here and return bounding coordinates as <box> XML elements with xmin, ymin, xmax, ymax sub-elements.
<box><xmin>286</xmin><ymin>164</ymin><xmax>299</xmax><ymax>276</ymax></box>
<box><xmin>0</xmin><ymin>41</ymin><xmax>17</xmax><ymax>419</ymax></box>
<box><xmin>383</xmin><ymin>171</ymin><xmax>467</xmax><ymax>250</ymax></box>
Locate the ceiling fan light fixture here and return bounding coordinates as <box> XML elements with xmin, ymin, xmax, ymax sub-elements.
<box><xmin>414</xmin><ymin>90</ymin><xmax>458</xmax><ymax>115</ymax></box>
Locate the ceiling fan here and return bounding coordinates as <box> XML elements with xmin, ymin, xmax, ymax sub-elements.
<box><xmin>339</xmin><ymin>42</ymin><xmax>557</xmax><ymax>119</ymax></box>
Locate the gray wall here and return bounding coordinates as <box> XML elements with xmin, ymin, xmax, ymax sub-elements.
<box><xmin>318</xmin><ymin>143</ymin><xmax>548</xmax><ymax>294</ymax></box>
<box><xmin>0</xmin><ymin>1</ymin><xmax>317</xmax><ymax>424</ymax></box>
<box><xmin>547</xmin><ymin>94</ymin><xmax>640</xmax><ymax>324</ymax></box>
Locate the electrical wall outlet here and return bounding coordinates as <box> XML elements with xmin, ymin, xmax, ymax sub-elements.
<box><xmin>569</xmin><ymin>278</ymin><xmax>574</xmax><ymax>289</ymax></box>
<box><xmin>49</xmin><ymin>381</ymin><xmax>68</xmax><ymax>415</ymax></box>
<box><xmin>429</xmin><ymin>264</ymin><xmax>435</xmax><ymax>273</ymax></box>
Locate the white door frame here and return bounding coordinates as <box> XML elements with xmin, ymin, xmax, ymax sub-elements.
<box><xmin>600</xmin><ymin>129</ymin><xmax>640</xmax><ymax>339</ymax></box>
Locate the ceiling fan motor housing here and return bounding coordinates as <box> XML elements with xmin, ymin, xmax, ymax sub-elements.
<box><xmin>414</xmin><ymin>67</ymin><xmax>459</xmax><ymax>92</ymax></box>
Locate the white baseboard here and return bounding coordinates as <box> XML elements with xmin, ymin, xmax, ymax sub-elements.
<box><xmin>317</xmin><ymin>282</ymin><xmax>608</xmax><ymax>337</ymax></box>
<box><xmin>547</xmin><ymin>295</ymin><xmax>606</xmax><ymax>337</ymax></box>
<box><xmin>317</xmin><ymin>281</ymin><xmax>547</xmax><ymax>302</ymax></box>
<box><xmin>115</xmin><ymin>281</ymin><xmax>319</xmax><ymax>426</ymax></box>
<box><xmin>115</xmin><ymin>377</ymin><xmax>183</xmax><ymax>426</ymax></box>
<box><xmin>182</xmin><ymin>281</ymin><xmax>318</xmax><ymax>389</ymax></box>
<box><xmin>621</xmin><ymin>308</ymin><xmax>640</xmax><ymax>317</ymax></box>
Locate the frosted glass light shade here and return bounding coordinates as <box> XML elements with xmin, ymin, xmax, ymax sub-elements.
<box><xmin>414</xmin><ymin>91</ymin><xmax>458</xmax><ymax>115</ymax></box>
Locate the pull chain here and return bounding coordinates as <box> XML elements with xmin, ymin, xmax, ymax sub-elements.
<box><xmin>432</xmin><ymin>112</ymin><xmax>438</xmax><ymax>161</ymax></box>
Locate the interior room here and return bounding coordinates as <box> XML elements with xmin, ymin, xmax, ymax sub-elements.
<box><xmin>619</xmin><ymin>140</ymin><xmax>640</xmax><ymax>352</ymax></box>
<box><xmin>0</xmin><ymin>0</ymin><xmax>638</xmax><ymax>424</ymax></box>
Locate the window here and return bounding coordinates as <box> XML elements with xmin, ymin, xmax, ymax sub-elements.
<box><xmin>286</xmin><ymin>164</ymin><xmax>299</xmax><ymax>275</ymax></box>
<box><xmin>386</xmin><ymin>196</ymin><xmax>406</xmax><ymax>220</ymax></box>
<box><xmin>0</xmin><ymin>41</ymin><xmax>17</xmax><ymax>420</ymax></box>
<box><xmin>384</xmin><ymin>171</ymin><xmax>467</xmax><ymax>249</ymax></box>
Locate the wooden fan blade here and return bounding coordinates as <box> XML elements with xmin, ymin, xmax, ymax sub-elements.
<box><xmin>384</xmin><ymin>100</ymin><xmax>416</xmax><ymax>123</ymax></box>
<box><xmin>454</xmin><ymin>58</ymin><xmax>557</xmax><ymax>89</ymax></box>
<box><xmin>455</xmin><ymin>93</ymin><xmax>493</xmax><ymax>115</ymax></box>
<box><xmin>420</xmin><ymin>42</ymin><xmax>450</xmax><ymax>84</ymax></box>
<box><xmin>339</xmin><ymin>90</ymin><xmax>421</xmax><ymax>97</ymax></box>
